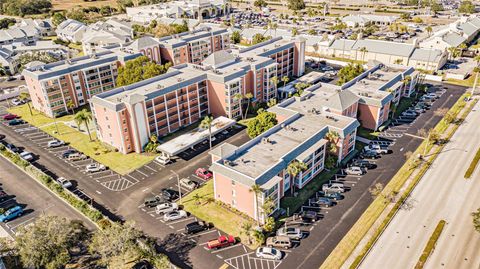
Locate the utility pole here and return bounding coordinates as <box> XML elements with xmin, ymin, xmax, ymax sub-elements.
<box><xmin>171</xmin><ymin>170</ymin><xmax>182</xmax><ymax>200</ymax></box>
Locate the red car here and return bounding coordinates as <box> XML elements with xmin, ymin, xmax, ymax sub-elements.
<box><xmin>3</xmin><ymin>114</ymin><xmax>17</xmax><ymax>120</ymax></box>
<box><xmin>207</xmin><ymin>235</ymin><xmax>236</xmax><ymax>250</ymax></box>
<box><xmin>195</xmin><ymin>168</ymin><xmax>212</xmax><ymax>180</ymax></box>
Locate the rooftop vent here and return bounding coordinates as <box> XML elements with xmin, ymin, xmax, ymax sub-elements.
<box><xmin>326</xmin><ymin>115</ymin><xmax>338</xmax><ymax>122</ymax></box>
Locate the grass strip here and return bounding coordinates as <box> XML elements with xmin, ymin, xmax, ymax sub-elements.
<box><xmin>320</xmin><ymin>93</ymin><xmax>472</xmax><ymax>269</ymax></box>
<box><xmin>414</xmin><ymin>220</ymin><xmax>446</xmax><ymax>269</ymax></box>
<box><xmin>464</xmin><ymin>147</ymin><xmax>480</xmax><ymax>179</ymax></box>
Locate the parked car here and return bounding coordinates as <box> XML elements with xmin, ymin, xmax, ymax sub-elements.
<box><xmin>276</xmin><ymin>227</ymin><xmax>302</xmax><ymax>240</ymax></box>
<box><xmin>19</xmin><ymin>151</ymin><xmax>34</xmax><ymax>161</ymax></box>
<box><xmin>3</xmin><ymin>114</ymin><xmax>17</xmax><ymax>120</ymax></box>
<box><xmin>318</xmin><ymin>191</ymin><xmax>344</xmax><ymax>201</ymax></box>
<box><xmin>155</xmin><ymin>202</ymin><xmax>178</xmax><ymax>214</ymax></box>
<box><xmin>322</xmin><ymin>183</ymin><xmax>345</xmax><ymax>193</ymax></box>
<box><xmin>402</xmin><ymin>111</ymin><xmax>417</xmax><ymax>117</ymax></box>
<box><xmin>256</xmin><ymin>247</ymin><xmax>282</xmax><ymax>260</ymax></box>
<box><xmin>266</xmin><ymin>236</ymin><xmax>292</xmax><ymax>249</ymax></box>
<box><xmin>67</xmin><ymin>153</ymin><xmax>87</xmax><ymax>161</ymax></box>
<box><xmin>8</xmin><ymin>119</ymin><xmax>24</xmax><ymax>126</ymax></box>
<box><xmin>300</xmin><ymin>210</ymin><xmax>318</xmax><ymax>223</ymax></box>
<box><xmin>0</xmin><ymin>206</ymin><xmax>23</xmax><ymax>222</ymax></box>
<box><xmin>56</xmin><ymin>177</ymin><xmax>73</xmax><ymax>189</ymax></box>
<box><xmin>144</xmin><ymin>196</ymin><xmax>165</xmax><ymax>208</ymax></box>
<box><xmin>351</xmin><ymin>159</ymin><xmax>376</xmax><ymax>169</ymax></box>
<box><xmin>161</xmin><ymin>188</ymin><xmax>179</xmax><ymax>201</ymax></box>
<box><xmin>359</xmin><ymin>150</ymin><xmax>380</xmax><ymax>159</ymax></box>
<box><xmin>179</xmin><ymin>178</ymin><xmax>198</xmax><ymax>191</ymax></box>
<box><xmin>413</xmin><ymin>106</ymin><xmax>425</xmax><ymax>113</ymax></box>
<box><xmin>195</xmin><ymin>168</ymin><xmax>213</xmax><ymax>180</ymax></box>
<box><xmin>345</xmin><ymin>166</ymin><xmax>366</xmax><ymax>175</ymax></box>
<box><xmin>85</xmin><ymin>163</ymin><xmax>106</xmax><ymax>173</ymax></box>
<box><xmin>11</xmin><ymin>99</ymin><xmax>23</xmax><ymax>106</ymax></box>
<box><xmin>47</xmin><ymin>140</ymin><xmax>65</xmax><ymax>148</ymax></box>
<box><xmin>185</xmin><ymin>221</ymin><xmax>211</xmax><ymax>234</ymax></box>
<box><xmin>315</xmin><ymin>197</ymin><xmax>334</xmax><ymax>207</ymax></box>
<box><xmin>0</xmin><ymin>134</ymin><xmax>5</xmax><ymax>140</ymax></box>
<box><xmin>62</xmin><ymin>149</ymin><xmax>77</xmax><ymax>158</ymax></box>
<box><xmin>163</xmin><ymin>210</ymin><xmax>187</xmax><ymax>221</ymax></box>
<box><xmin>5</xmin><ymin>143</ymin><xmax>20</xmax><ymax>153</ymax></box>
<box><xmin>207</xmin><ymin>235</ymin><xmax>236</xmax><ymax>250</ymax></box>
<box><xmin>0</xmin><ymin>191</ymin><xmax>10</xmax><ymax>203</ymax></box>
<box><xmin>364</xmin><ymin>144</ymin><xmax>388</xmax><ymax>154</ymax></box>
<box><xmin>155</xmin><ymin>155</ymin><xmax>171</xmax><ymax>165</ymax></box>
<box><xmin>425</xmin><ymin>93</ymin><xmax>439</xmax><ymax>99</ymax></box>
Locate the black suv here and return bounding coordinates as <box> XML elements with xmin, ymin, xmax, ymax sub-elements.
<box><xmin>359</xmin><ymin>150</ymin><xmax>380</xmax><ymax>159</ymax></box>
<box><xmin>6</xmin><ymin>143</ymin><xmax>20</xmax><ymax>153</ymax></box>
<box><xmin>161</xmin><ymin>188</ymin><xmax>179</xmax><ymax>201</ymax></box>
<box><xmin>185</xmin><ymin>221</ymin><xmax>211</xmax><ymax>234</ymax></box>
<box><xmin>351</xmin><ymin>159</ymin><xmax>376</xmax><ymax>169</ymax></box>
<box><xmin>301</xmin><ymin>211</ymin><xmax>318</xmax><ymax>223</ymax></box>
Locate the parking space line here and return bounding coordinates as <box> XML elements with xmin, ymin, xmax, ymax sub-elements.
<box><xmin>9</xmin><ymin>216</ymin><xmax>37</xmax><ymax>230</ymax></box>
<box><xmin>166</xmin><ymin>217</ymin><xmax>195</xmax><ymax>225</ymax></box>
<box><xmin>187</xmin><ymin>229</ymin><xmax>218</xmax><ymax>238</ymax></box>
<box><xmin>135</xmin><ymin>169</ymin><xmax>149</xmax><ymax>177</ymax></box>
<box><xmin>210</xmin><ymin>243</ymin><xmax>242</xmax><ymax>254</ymax></box>
<box><xmin>143</xmin><ymin>164</ymin><xmax>157</xmax><ymax>172</ymax></box>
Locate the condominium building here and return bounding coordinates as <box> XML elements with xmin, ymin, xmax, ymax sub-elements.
<box><xmin>22</xmin><ymin>49</ymin><xmax>141</xmax><ymax>117</ymax></box>
<box><xmin>209</xmin><ymin>87</ymin><xmax>360</xmax><ymax>223</ymax></box>
<box><xmin>158</xmin><ymin>27</ymin><xmax>230</xmax><ymax>65</ymax></box>
<box><xmin>90</xmin><ymin>37</ymin><xmax>306</xmax><ymax>154</ymax></box>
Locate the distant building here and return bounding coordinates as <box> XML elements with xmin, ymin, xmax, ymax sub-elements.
<box><xmin>126</xmin><ymin>0</ymin><xmax>230</xmax><ymax>23</ymax></box>
<box><xmin>56</xmin><ymin>19</ymin><xmax>87</xmax><ymax>43</ymax></box>
<box><xmin>82</xmin><ymin>19</ymin><xmax>134</xmax><ymax>55</ymax></box>
<box><xmin>342</xmin><ymin>14</ymin><xmax>398</xmax><ymax>28</ymax></box>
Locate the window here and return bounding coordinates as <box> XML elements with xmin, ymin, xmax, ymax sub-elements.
<box><xmin>232</xmin><ymin>189</ymin><xmax>236</xmax><ymax>197</ymax></box>
<box><xmin>231</xmin><ymin>180</ymin><xmax>235</xmax><ymax>186</ymax></box>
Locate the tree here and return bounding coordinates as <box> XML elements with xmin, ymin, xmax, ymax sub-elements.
<box><xmin>116</xmin><ymin>56</ymin><xmax>171</xmax><ymax>86</ymax></box>
<box><xmin>250</xmin><ymin>184</ymin><xmax>263</xmax><ymax>224</ymax></box>
<box><xmin>246</xmin><ymin>111</ymin><xmax>278</xmax><ymax>138</ymax></box>
<box><xmin>74</xmin><ymin>109</ymin><xmax>93</xmax><ymax>141</ymax></box>
<box><xmin>240</xmin><ymin>222</ymin><xmax>253</xmax><ymax>244</ymax></box>
<box><xmin>267</xmin><ymin>98</ymin><xmax>277</xmax><ymax>108</ymax></box>
<box><xmin>244</xmin><ymin>93</ymin><xmax>254</xmax><ymax>119</ymax></box>
<box><xmin>337</xmin><ymin>63</ymin><xmax>365</xmax><ymax>85</ymax></box>
<box><xmin>231</xmin><ymin>30</ymin><xmax>241</xmax><ymax>44</ymax></box>
<box><xmin>200</xmin><ymin>115</ymin><xmax>214</xmax><ymax>149</ymax></box>
<box><xmin>369</xmin><ymin>183</ymin><xmax>384</xmax><ymax>199</ymax></box>
<box><xmin>425</xmin><ymin>25</ymin><xmax>433</xmax><ymax>37</ymax></box>
<box><xmin>263</xmin><ymin>217</ymin><xmax>276</xmax><ymax>233</ymax></box>
<box><xmin>287</xmin><ymin>160</ymin><xmax>307</xmax><ymax>196</ymax></box>
<box><xmin>52</xmin><ymin>12</ymin><xmax>66</xmax><ymax>26</ymax></box>
<box><xmin>472</xmin><ymin>208</ymin><xmax>480</xmax><ymax>233</ymax></box>
<box><xmin>18</xmin><ymin>92</ymin><xmax>32</xmax><ymax>116</ymax></box>
<box><xmin>281</xmin><ymin>76</ymin><xmax>289</xmax><ymax>89</ymax></box>
<box><xmin>66</xmin><ymin>100</ymin><xmax>75</xmax><ymax>114</ymax></box>
<box><xmin>90</xmin><ymin>221</ymin><xmax>152</xmax><ymax>269</ymax></box>
<box><xmin>234</xmin><ymin>93</ymin><xmax>244</xmax><ymax>120</ymax></box>
<box><xmin>287</xmin><ymin>0</ymin><xmax>306</xmax><ymax>10</ymax></box>
<box><xmin>1</xmin><ymin>0</ymin><xmax>52</xmax><ymax>16</ymax></box>
<box><xmin>252</xmin><ymin>33</ymin><xmax>270</xmax><ymax>45</ymax></box>
<box><xmin>359</xmin><ymin>46</ymin><xmax>368</xmax><ymax>62</ymax></box>
<box><xmin>15</xmin><ymin>215</ymin><xmax>84</xmax><ymax>269</ymax></box>
<box><xmin>292</xmin><ymin>28</ymin><xmax>299</xmax><ymax>36</ymax></box>
<box><xmin>459</xmin><ymin>0</ymin><xmax>475</xmax><ymax>14</ymax></box>
<box><xmin>254</xmin><ymin>0</ymin><xmax>267</xmax><ymax>8</ymax></box>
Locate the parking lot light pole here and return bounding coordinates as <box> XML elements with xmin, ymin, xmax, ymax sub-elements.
<box><xmin>171</xmin><ymin>170</ymin><xmax>182</xmax><ymax>200</ymax></box>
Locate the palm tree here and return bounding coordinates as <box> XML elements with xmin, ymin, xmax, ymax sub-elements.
<box><xmin>325</xmin><ymin>130</ymin><xmax>340</xmax><ymax>155</ymax></box>
<box><xmin>233</xmin><ymin>93</ymin><xmax>244</xmax><ymax>120</ymax></box>
<box><xmin>240</xmin><ymin>221</ymin><xmax>253</xmax><ymax>245</ymax></box>
<box><xmin>66</xmin><ymin>100</ymin><xmax>75</xmax><ymax>114</ymax></box>
<box><xmin>359</xmin><ymin>47</ymin><xmax>368</xmax><ymax>62</ymax></box>
<box><xmin>287</xmin><ymin>160</ymin><xmax>307</xmax><ymax>196</ymax></box>
<box><xmin>200</xmin><ymin>115</ymin><xmax>214</xmax><ymax>149</ymax></box>
<box><xmin>447</xmin><ymin>47</ymin><xmax>457</xmax><ymax>61</ymax></box>
<box><xmin>18</xmin><ymin>92</ymin><xmax>32</xmax><ymax>116</ymax></box>
<box><xmin>74</xmin><ymin>109</ymin><xmax>93</xmax><ymax>141</ymax></box>
<box><xmin>243</xmin><ymin>93</ymin><xmax>253</xmax><ymax>120</ymax></box>
<box><xmin>292</xmin><ymin>28</ymin><xmax>298</xmax><ymax>37</ymax></box>
<box><xmin>261</xmin><ymin>196</ymin><xmax>275</xmax><ymax>217</ymax></box>
<box><xmin>425</xmin><ymin>25</ymin><xmax>433</xmax><ymax>37</ymax></box>
<box><xmin>281</xmin><ymin>76</ymin><xmax>289</xmax><ymax>89</ymax></box>
<box><xmin>249</xmin><ymin>184</ymin><xmax>263</xmax><ymax>225</ymax></box>
<box><xmin>270</xmin><ymin>76</ymin><xmax>278</xmax><ymax>95</ymax></box>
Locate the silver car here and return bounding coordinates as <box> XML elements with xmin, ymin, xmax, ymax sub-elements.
<box><xmin>276</xmin><ymin>227</ymin><xmax>302</xmax><ymax>240</ymax></box>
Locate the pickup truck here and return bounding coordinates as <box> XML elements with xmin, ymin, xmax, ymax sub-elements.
<box><xmin>364</xmin><ymin>144</ymin><xmax>388</xmax><ymax>155</ymax></box>
<box><xmin>207</xmin><ymin>235</ymin><xmax>236</xmax><ymax>250</ymax></box>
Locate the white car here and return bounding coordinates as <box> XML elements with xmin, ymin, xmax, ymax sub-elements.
<box><xmin>163</xmin><ymin>210</ymin><xmax>187</xmax><ymax>221</ymax></box>
<box><xmin>85</xmin><ymin>163</ymin><xmax>106</xmax><ymax>173</ymax></box>
<box><xmin>67</xmin><ymin>153</ymin><xmax>87</xmax><ymax>161</ymax></box>
<box><xmin>56</xmin><ymin>177</ymin><xmax>73</xmax><ymax>189</ymax></box>
<box><xmin>322</xmin><ymin>183</ymin><xmax>345</xmax><ymax>193</ymax></box>
<box><xmin>19</xmin><ymin>151</ymin><xmax>33</xmax><ymax>161</ymax></box>
<box><xmin>256</xmin><ymin>247</ymin><xmax>282</xmax><ymax>260</ymax></box>
<box><xmin>11</xmin><ymin>98</ymin><xmax>23</xmax><ymax>106</ymax></box>
<box><xmin>47</xmin><ymin>140</ymin><xmax>65</xmax><ymax>148</ymax></box>
<box><xmin>402</xmin><ymin>111</ymin><xmax>417</xmax><ymax>117</ymax></box>
<box><xmin>155</xmin><ymin>203</ymin><xmax>178</xmax><ymax>214</ymax></box>
<box><xmin>345</xmin><ymin>166</ymin><xmax>365</xmax><ymax>175</ymax></box>
<box><xmin>364</xmin><ymin>144</ymin><xmax>388</xmax><ymax>154</ymax></box>
<box><xmin>425</xmin><ymin>93</ymin><xmax>438</xmax><ymax>99</ymax></box>
<box><xmin>155</xmin><ymin>155</ymin><xmax>171</xmax><ymax>165</ymax></box>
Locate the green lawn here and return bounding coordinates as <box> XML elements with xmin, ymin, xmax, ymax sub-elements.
<box><xmin>9</xmin><ymin>104</ymin><xmax>154</xmax><ymax>175</ymax></box>
<box><xmin>446</xmin><ymin>75</ymin><xmax>477</xmax><ymax>87</ymax></box>
<box><xmin>280</xmin><ymin>168</ymin><xmax>339</xmax><ymax>215</ymax></box>
<box><xmin>179</xmin><ymin>180</ymin><xmax>259</xmax><ymax>249</ymax></box>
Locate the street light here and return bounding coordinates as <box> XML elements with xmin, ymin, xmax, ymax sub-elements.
<box><xmin>170</xmin><ymin>170</ymin><xmax>182</xmax><ymax>200</ymax></box>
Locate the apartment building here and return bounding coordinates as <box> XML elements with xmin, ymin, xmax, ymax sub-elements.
<box><xmin>158</xmin><ymin>27</ymin><xmax>230</xmax><ymax>65</ymax></box>
<box><xmin>209</xmin><ymin>87</ymin><xmax>360</xmax><ymax>223</ymax></box>
<box><xmin>22</xmin><ymin>49</ymin><xmax>141</xmax><ymax>117</ymax></box>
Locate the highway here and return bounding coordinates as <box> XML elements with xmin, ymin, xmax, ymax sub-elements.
<box><xmin>359</xmin><ymin>99</ymin><xmax>480</xmax><ymax>269</ymax></box>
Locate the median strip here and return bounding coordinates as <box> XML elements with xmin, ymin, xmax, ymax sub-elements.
<box><xmin>464</xmin><ymin>146</ymin><xmax>480</xmax><ymax>179</ymax></box>
<box><xmin>415</xmin><ymin>220</ymin><xmax>446</xmax><ymax>269</ymax></box>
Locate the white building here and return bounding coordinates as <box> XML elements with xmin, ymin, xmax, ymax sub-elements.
<box><xmin>82</xmin><ymin>19</ymin><xmax>134</xmax><ymax>55</ymax></box>
<box><xmin>126</xmin><ymin>0</ymin><xmax>230</xmax><ymax>23</ymax></box>
<box><xmin>56</xmin><ymin>19</ymin><xmax>87</xmax><ymax>43</ymax></box>
<box><xmin>342</xmin><ymin>14</ymin><xmax>398</xmax><ymax>28</ymax></box>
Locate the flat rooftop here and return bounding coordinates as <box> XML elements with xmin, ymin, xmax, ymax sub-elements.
<box><xmin>238</xmin><ymin>37</ymin><xmax>297</xmax><ymax>58</ymax></box>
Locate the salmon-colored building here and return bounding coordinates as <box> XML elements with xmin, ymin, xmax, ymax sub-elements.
<box><xmin>22</xmin><ymin>49</ymin><xmax>142</xmax><ymax>117</ymax></box>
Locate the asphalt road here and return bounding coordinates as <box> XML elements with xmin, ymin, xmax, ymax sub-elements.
<box><xmin>359</xmin><ymin>99</ymin><xmax>480</xmax><ymax>269</ymax></box>
<box><xmin>0</xmin><ymin>156</ymin><xmax>96</xmax><ymax>236</ymax></box>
